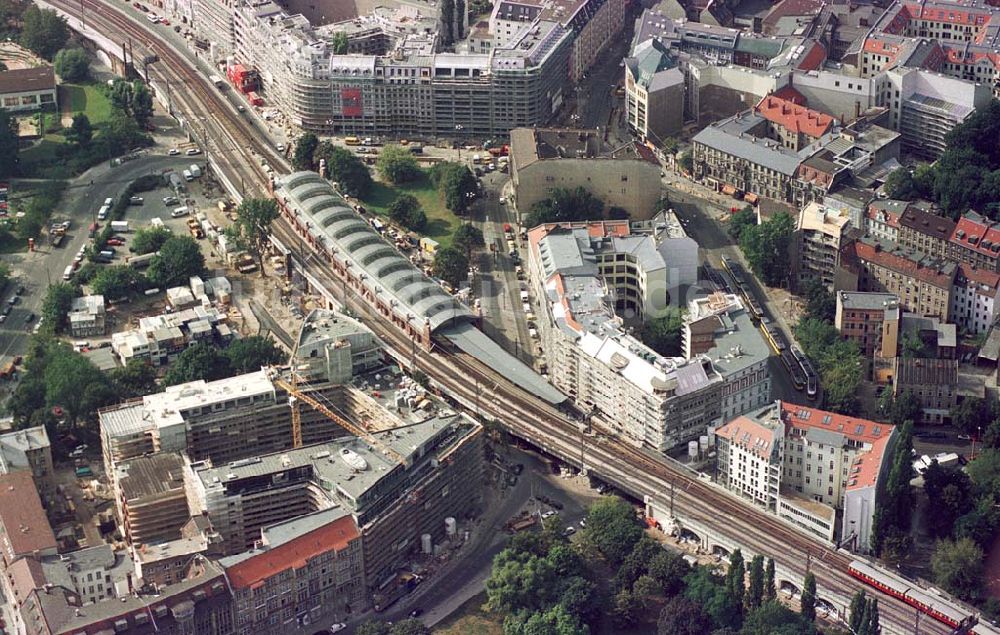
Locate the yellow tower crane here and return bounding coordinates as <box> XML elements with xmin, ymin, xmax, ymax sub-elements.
<box><xmin>273</xmin><ymin>374</ymin><xmax>406</xmax><ymax>465</ymax></box>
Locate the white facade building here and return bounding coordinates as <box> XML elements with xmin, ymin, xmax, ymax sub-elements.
<box><xmin>715</xmin><ymin>401</ymin><xmax>896</xmax><ymax>549</ymax></box>
<box><xmin>951</xmin><ymin>263</ymin><xmax>1000</xmax><ymax>335</ymax></box>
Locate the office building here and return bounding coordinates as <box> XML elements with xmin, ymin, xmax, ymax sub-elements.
<box><xmin>527</xmin><ymin>222</ymin><xmax>771</xmax><ymax>451</ymax></box>
<box><xmin>850</xmin><ymin>238</ymin><xmax>955</xmax><ymax>321</ymax></box>
<box><xmin>68</xmin><ymin>295</ymin><xmax>106</xmax><ymax>338</ymax></box>
<box><xmin>221</xmin><ymin>509</ymin><xmax>365</xmax><ymax>634</ymax></box>
<box><xmin>835</xmin><ymin>291</ymin><xmax>899</xmax><ymax>359</ymax></box>
<box><xmin>293</xmin><ymin>309</ymin><xmax>383</xmax><ymax>383</ymax></box>
<box><xmin>0</xmin><ymin>67</ymin><xmax>57</xmax><ymax>112</ymax></box>
<box><xmin>948</xmin><ymin>211</ymin><xmax>1000</xmax><ymax>273</ymax></box>
<box><xmin>795</xmin><ymin>201</ymin><xmax>853</xmax><ymax>290</ymax></box>
<box><xmin>190</xmin><ymin>414</ymin><xmax>482</xmax><ymax>606</ymax></box>
<box><xmin>715</xmin><ymin>401</ymin><xmax>896</xmax><ymax>550</ymax></box>
<box><xmin>509</xmin><ymin>127</ymin><xmax>663</xmax><ymax>219</ymax></box>
<box><xmin>99</xmin><ymin>370</ymin><xmax>347</xmax><ymax>472</ymax></box>
<box><xmin>234</xmin><ymin>0</ymin><xmax>572</xmax><ymax>136</ymax></box>
<box><xmin>624</xmin><ymin>39</ymin><xmax>684</xmax><ymax>142</ymax></box>
<box><xmin>951</xmin><ymin>263</ymin><xmax>1000</xmax><ymax>335</ymax></box>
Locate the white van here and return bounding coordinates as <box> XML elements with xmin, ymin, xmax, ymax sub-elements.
<box><xmin>183</xmin><ymin>169</ymin><xmax>193</xmax><ymax>181</ymax></box>
<box><xmin>171</xmin><ymin>207</ymin><xmax>189</xmax><ymax>218</ymax></box>
<box><xmin>104</xmin><ymin>197</ymin><xmax>114</xmax><ymax>207</ymax></box>
<box><xmin>62</xmin><ymin>265</ymin><xmax>74</xmax><ymax>280</ymax></box>
<box><xmin>97</xmin><ymin>204</ymin><xmax>110</xmax><ymax>220</ymax></box>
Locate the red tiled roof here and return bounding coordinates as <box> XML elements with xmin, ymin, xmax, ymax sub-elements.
<box><xmin>780</xmin><ymin>402</ymin><xmax>892</xmax><ymax>444</ymax></box>
<box><xmin>715</xmin><ymin>415</ymin><xmax>777</xmax><ymax>461</ymax></box>
<box><xmin>225</xmin><ymin>515</ymin><xmax>359</xmax><ymax>589</ymax></box>
<box><xmin>901</xmin><ymin>1</ymin><xmax>992</xmax><ymax>27</ymax></box>
<box><xmin>950</xmin><ymin>215</ymin><xmax>1000</xmax><ymax>258</ymax></box>
<box><xmin>853</xmin><ymin>241</ymin><xmax>955</xmax><ymax>288</ymax></box>
<box><xmin>0</xmin><ymin>472</ymin><xmax>56</xmax><ymax>565</ymax></box>
<box><xmin>771</xmin><ymin>85</ymin><xmax>807</xmax><ymax>105</ymax></box>
<box><xmin>956</xmin><ymin>262</ymin><xmax>1000</xmax><ymax>291</ymax></box>
<box><xmin>846</xmin><ymin>434</ymin><xmax>892</xmax><ymax>492</ymax></box>
<box><xmin>754</xmin><ymin>95</ymin><xmax>834</xmax><ymax>138</ymax></box>
<box><xmin>795</xmin><ymin>40</ymin><xmax>827</xmax><ymax>71</ymax></box>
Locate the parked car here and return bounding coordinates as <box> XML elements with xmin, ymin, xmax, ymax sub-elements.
<box><xmin>129</xmin><ymin>196</ymin><xmax>144</xmax><ymax>205</ymax></box>
<box><xmin>329</xmin><ymin>625</ymin><xmax>347</xmax><ymax>634</ymax></box>
<box><xmin>168</xmin><ymin>148</ymin><xmax>180</xmax><ymax>156</ymax></box>
<box><xmin>24</xmin><ymin>312</ymin><xmax>34</xmax><ymax>324</ymax></box>
<box><xmin>186</xmin><ymin>148</ymin><xmax>202</xmax><ymax>155</ymax></box>
<box><xmin>106</xmin><ymin>239</ymin><xmax>125</xmax><ymax>246</ymax></box>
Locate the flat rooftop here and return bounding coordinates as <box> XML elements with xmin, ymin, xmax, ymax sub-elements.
<box><xmin>116</xmin><ymin>452</ymin><xmax>189</xmax><ymax>501</ymax></box>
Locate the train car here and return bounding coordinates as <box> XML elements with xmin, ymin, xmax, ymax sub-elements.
<box><xmin>780</xmin><ymin>349</ymin><xmax>806</xmax><ymax>390</ymax></box>
<box><xmin>759</xmin><ymin>319</ymin><xmax>787</xmax><ymax>354</ymax></box>
<box><xmin>791</xmin><ymin>346</ymin><xmax>819</xmax><ymax>399</ymax></box>
<box><xmin>848</xmin><ymin>560</ymin><xmax>975</xmax><ymax>630</ymax></box>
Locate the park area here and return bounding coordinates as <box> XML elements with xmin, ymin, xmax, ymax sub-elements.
<box><xmin>433</xmin><ymin>593</ymin><xmax>503</xmax><ymax>635</ymax></box>
<box><xmin>362</xmin><ymin>172</ymin><xmax>461</xmax><ymax>249</ymax></box>
<box><xmin>18</xmin><ymin>82</ymin><xmax>115</xmax><ymax>177</ymax></box>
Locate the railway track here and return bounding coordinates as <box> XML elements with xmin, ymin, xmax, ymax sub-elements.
<box><xmin>55</xmin><ymin>3</ymin><xmax>944</xmax><ymax>631</ymax></box>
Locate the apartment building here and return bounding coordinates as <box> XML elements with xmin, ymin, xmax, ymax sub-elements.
<box><xmin>17</xmin><ymin>559</ymin><xmax>234</xmax><ymax>635</ymax></box>
<box><xmin>754</xmin><ymin>94</ymin><xmax>836</xmax><ymax>151</ymax></box>
<box><xmin>860</xmin><ymin>0</ymin><xmax>1000</xmax><ymax>101</ymax></box>
<box><xmin>949</xmin><ymin>211</ymin><xmax>1000</xmax><ymax>273</ymax></box>
<box><xmin>864</xmin><ymin>199</ymin><xmax>906</xmax><ymax>244</ymax></box>
<box><xmin>892</xmin><ymin>357</ymin><xmax>958</xmax><ymax>424</ymax></box>
<box><xmin>715</xmin><ymin>401</ymin><xmax>897</xmax><ymax>550</ymax></box>
<box><xmin>134</xmin><ymin>532</ymin><xmax>210</xmax><ymax>588</ymax></box>
<box><xmin>624</xmin><ymin>39</ymin><xmax>684</xmax><ymax>142</ymax></box>
<box><xmin>68</xmin><ymin>295</ymin><xmax>106</xmax><ymax>338</ymax></box>
<box><xmin>0</xmin><ymin>425</ymin><xmax>55</xmax><ymax>505</ymax></box>
<box><xmin>795</xmin><ymin>201</ymin><xmax>853</xmax><ymax>290</ymax></box>
<box><xmin>897</xmin><ymin>205</ymin><xmax>955</xmax><ymax>259</ymax></box>
<box><xmin>951</xmin><ymin>263</ymin><xmax>1000</xmax><ymax>335</ymax></box>
<box><xmin>221</xmin><ymin>509</ymin><xmax>364</xmax><ymax>635</ymax></box>
<box><xmin>113</xmin><ymin>452</ymin><xmax>193</xmax><ymax>546</ymax></box>
<box><xmin>509</xmin><ymin>128</ymin><xmax>664</xmax><ymax>219</ymax></box>
<box><xmin>46</xmin><ymin>545</ymin><xmax>135</xmax><ymax>606</ymax></box>
<box><xmin>835</xmin><ymin>291</ymin><xmax>899</xmax><ymax>359</ymax></box>
<box><xmin>682</xmin><ymin>293</ymin><xmax>772</xmax><ymax>422</ymax></box>
<box><xmin>100</xmin><ymin>370</ymin><xmax>347</xmax><ymax>472</ymax></box>
<box><xmin>0</xmin><ymin>471</ymin><xmax>57</xmax><ymax>568</ymax></box>
<box><xmin>850</xmin><ymin>238</ymin><xmax>955</xmax><ymax>321</ymax></box>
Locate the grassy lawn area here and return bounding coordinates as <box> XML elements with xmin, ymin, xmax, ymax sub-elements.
<box><xmin>59</xmin><ymin>82</ymin><xmax>114</xmax><ymax>125</ymax></box>
<box><xmin>362</xmin><ymin>173</ymin><xmax>461</xmax><ymax>249</ymax></box>
<box><xmin>433</xmin><ymin>593</ymin><xmax>502</xmax><ymax>635</ymax></box>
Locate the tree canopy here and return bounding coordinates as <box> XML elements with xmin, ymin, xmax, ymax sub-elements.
<box><xmin>932</xmin><ymin>537</ymin><xmax>985</xmax><ymax>602</ymax></box>
<box><xmin>430</xmin><ymin>162</ymin><xmax>477</xmax><ymax>214</ymax></box>
<box><xmin>432</xmin><ymin>246</ymin><xmax>469</xmax><ymax>288</ymax></box>
<box><xmin>147</xmin><ymin>236</ymin><xmax>207</xmax><ymax>289</ymax></box>
<box><xmin>89</xmin><ymin>265</ymin><xmax>146</xmax><ymax>299</ymax></box>
<box><xmin>794</xmin><ymin>317</ymin><xmax>863</xmax><ymax>414</ymax></box>
<box><xmin>162</xmin><ymin>343</ymin><xmax>232</xmax><ymax>387</ymax></box>
<box><xmin>40</xmin><ymin>282</ymin><xmax>78</xmax><ymax>334</ymax></box>
<box><xmin>640</xmin><ymin>308</ymin><xmax>685</xmax><ymax>357</ymax></box>
<box><xmin>317</xmin><ymin>143</ymin><xmax>372</xmax><ymax>197</ymax></box>
<box><xmin>53</xmin><ymin>48</ymin><xmax>89</xmax><ymax>82</ymax></box>
<box><xmin>582</xmin><ymin>496</ymin><xmax>644</xmax><ymax>565</ymax></box>
<box><xmin>740</xmin><ymin>212</ymin><xmax>794</xmax><ymax>288</ymax></box>
<box><xmin>20</xmin><ymin>5</ymin><xmax>67</xmax><ymax>59</ymax></box>
<box><xmin>0</xmin><ymin>109</ymin><xmax>19</xmax><ymax>179</ymax></box>
<box><xmin>453</xmin><ymin>223</ymin><xmax>485</xmax><ymax>258</ymax></box>
<box><xmin>377</xmin><ymin>145</ymin><xmax>421</xmax><ymax>184</ymax></box>
<box><xmin>225</xmin><ymin>336</ymin><xmax>284</xmax><ymax>374</ymax></box>
<box><xmin>292</xmin><ymin>132</ymin><xmax>319</xmax><ymax>171</ymax></box>
<box><xmin>65</xmin><ymin>114</ymin><xmax>93</xmax><ymax>148</ymax></box>
<box><xmin>131</xmin><ymin>226</ymin><xmax>172</xmax><ymax>255</ymax></box>
<box><xmin>387</xmin><ymin>194</ymin><xmax>426</xmax><ymax>231</ymax></box>
<box><xmin>525</xmin><ymin>187</ymin><xmax>603</xmax><ymax>228</ymax></box>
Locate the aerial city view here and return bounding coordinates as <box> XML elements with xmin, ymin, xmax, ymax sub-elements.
<box><xmin>1</xmin><ymin>0</ymin><xmax>1000</xmax><ymax>630</ymax></box>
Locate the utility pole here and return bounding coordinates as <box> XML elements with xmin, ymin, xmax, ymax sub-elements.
<box><xmin>670</xmin><ymin>479</ymin><xmax>675</xmax><ymax>518</ymax></box>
